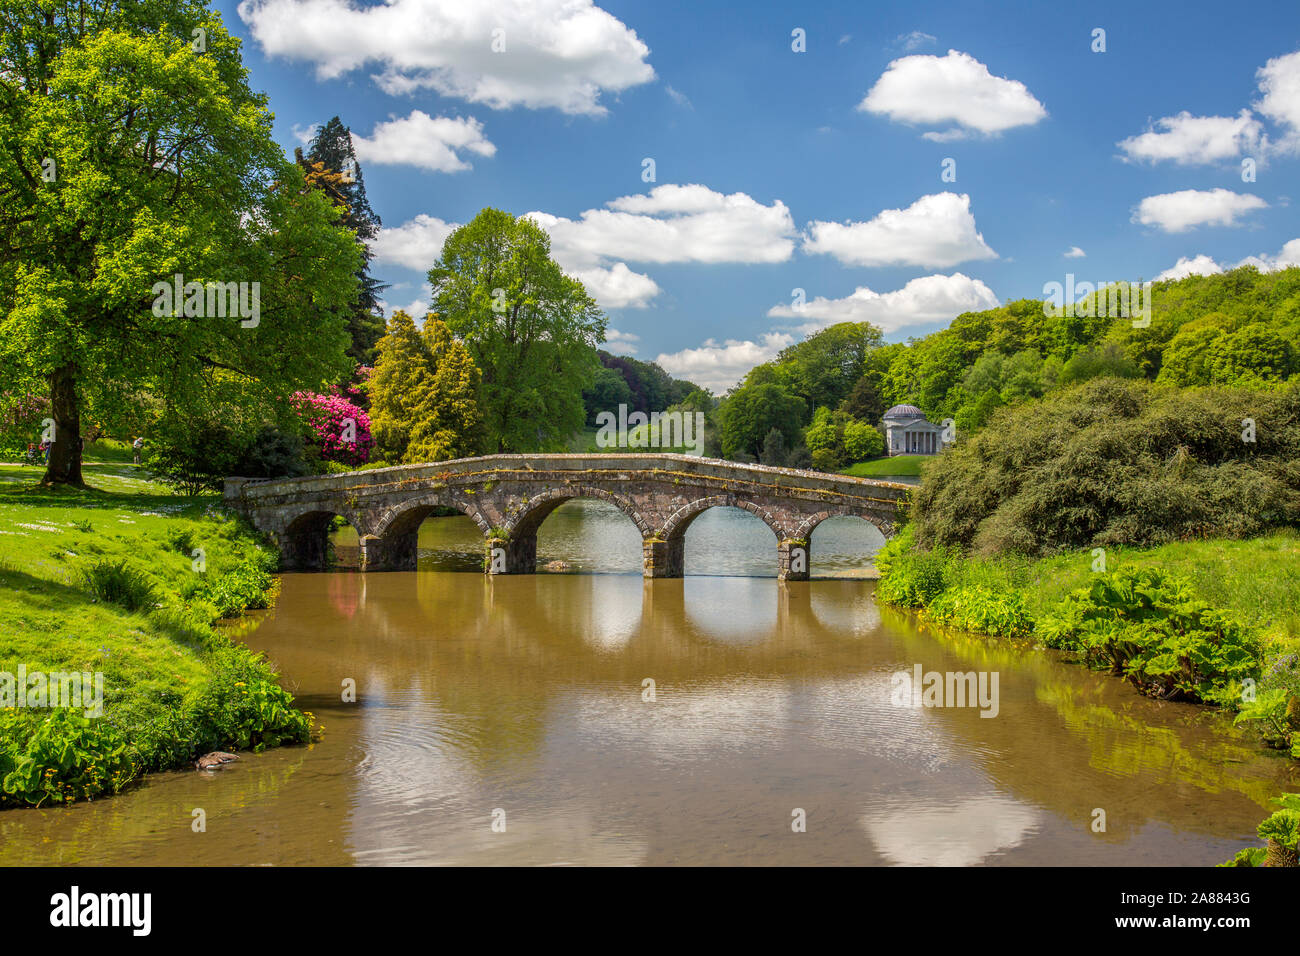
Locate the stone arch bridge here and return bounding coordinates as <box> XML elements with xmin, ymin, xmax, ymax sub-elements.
<box><xmin>223</xmin><ymin>454</ymin><xmax>911</xmax><ymax>581</ymax></box>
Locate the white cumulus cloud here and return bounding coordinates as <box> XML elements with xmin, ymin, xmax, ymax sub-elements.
<box><xmin>803</xmin><ymin>192</ymin><xmax>997</xmax><ymax>268</ymax></box>
<box><xmin>654</xmin><ymin>332</ymin><xmax>796</xmax><ymax>394</ymax></box>
<box><xmin>1156</xmin><ymin>238</ymin><xmax>1300</xmax><ymax>281</ymax></box>
<box><xmin>237</xmin><ymin>0</ymin><xmax>655</xmax><ymax>115</ymax></box>
<box><xmin>531</xmin><ymin>185</ymin><xmax>797</xmax><ymax>266</ymax></box>
<box><xmin>1117</xmin><ymin>110</ymin><xmax>1263</xmax><ymax>165</ymax></box>
<box><xmin>372</xmin><ymin>184</ymin><xmax>795</xmax><ymax>311</ymax></box>
<box><xmin>1132</xmin><ymin>188</ymin><xmax>1268</xmax><ymax>233</ymax></box>
<box><xmin>896</xmin><ymin>31</ymin><xmax>936</xmax><ymax>51</ymax></box>
<box><xmin>352</xmin><ymin>111</ymin><xmax>495</xmax><ymax>173</ymax></box>
<box><xmin>1064</xmin><ymin>246</ymin><xmax>1086</xmax><ymax>258</ymax></box>
<box><xmin>1156</xmin><ymin>254</ymin><xmax>1225</xmax><ymax>282</ymax></box>
<box><xmin>374</xmin><ymin>212</ymin><xmax>660</xmax><ymax>310</ymax></box>
<box><xmin>764</xmin><ymin>273</ymin><xmax>998</xmax><ymax>335</ymax></box>
<box><xmin>1255</xmin><ymin>49</ymin><xmax>1300</xmax><ymax>153</ymax></box>
<box><xmin>768</xmin><ymin>273</ymin><xmax>999</xmax><ymax>334</ymax></box>
<box><xmin>371</xmin><ymin>214</ymin><xmax>459</xmax><ymax>271</ymax></box>
<box><xmin>378</xmin><ymin>282</ymin><xmax>434</xmax><ymax>319</ymax></box>
<box><xmin>1236</xmin><ymin>237</ymin><xmax>1300</xmax><ymax>272</ymax></box>
<box><xmin>602</xmin><ymin>327</ymin><xmax>641</xmax><ymax>352</ymax></box>
<box><xmin>566</xmin><ymin>262</ymin><xmax>661</xmax><ymax>310</ymax></box>
<box><xmin>858</xmin><ymin>50</ymin><xmax>1046</xmax><ymax>139</ymax></box>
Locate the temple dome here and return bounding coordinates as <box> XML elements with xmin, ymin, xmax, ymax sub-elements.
<box><xmin>883</xmin><ymin>404</ymin><xmax>924</xmax><ymax>419</ymax></box>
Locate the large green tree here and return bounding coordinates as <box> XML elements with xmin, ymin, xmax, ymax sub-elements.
<box><xmin>428</xmin><ymin>209</ymin><xmax>606</xmax><ymax>452</ymax></box>
<box><xmin>718</xmin><ymin>380</ymin><xmax>806</xmax><ymax>460</ymax></box>
<box><xmin>369</xmin><ymin>310</ymin><xmax>482</xmax><ymax>464</ymax></box>
<box><xmin>0</xmin><ymin>0</ymin><xmax>359</xmax><ymax>485</ymax></box>
<box><xmin>776</xmin><ymin>321</ymin><xmax>882</xmax><ymax>410</ymax></box>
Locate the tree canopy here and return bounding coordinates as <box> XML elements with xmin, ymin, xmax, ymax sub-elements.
<box><xmin>296</xmin><ymin>116</ymin><xmax>386</xmax><ymax>367</ymax></box>
<box><xmin>428</xmin><ymin>209</ymin><xmax>606</xmax><ymax>452</ymax></box>
<box><xmin>368</xmin><ymin>310</ymin><xmax>482</xmax><ymax>464</ymax></box>
<box><xmin>0</xmin><ymin>0</ymin><xmax>359</xmax><ymax>485</ymax></box>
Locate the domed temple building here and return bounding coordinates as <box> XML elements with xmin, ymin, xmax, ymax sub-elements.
<box><xmin>882</xmin><ymin>404</ymin><xmax>948</xmax><ymax>456</ymax></box>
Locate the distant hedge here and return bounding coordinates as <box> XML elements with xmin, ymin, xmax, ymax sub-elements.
<box><xmin>913</xmin><ymin>379</ymin><xmax>1300</xmax><ymax>555</ymax></box>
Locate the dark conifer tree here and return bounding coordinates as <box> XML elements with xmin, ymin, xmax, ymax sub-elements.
<box><xmin>297</xmin><ymin>117</ymin><xmax>387</xmax><ymax>368</ymax></box>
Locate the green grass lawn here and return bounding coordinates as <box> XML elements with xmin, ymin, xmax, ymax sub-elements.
<box><xmin>841</xmin><ymin>455</ymin><xmax>927</xmax><ymax>477</ymax></box>
<box><xmin>565</xmin><ymin>426</ymin><xmax>600</xmax><ymax>453</ymax></box>
<box><xmin>0</xmin><ymin>438</ymin><xmax>156</xmax><ymax>495</ymax></box>
<box><xmin>0</xmin><ymin>451</ymin><xmax>310</xmax><ymax>806</ymax></box>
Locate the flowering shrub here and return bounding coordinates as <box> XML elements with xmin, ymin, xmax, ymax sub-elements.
<box><xmin>293</xmin><ymin>389</ymin><xmax>373</xmax><ymax>466</ymax></box>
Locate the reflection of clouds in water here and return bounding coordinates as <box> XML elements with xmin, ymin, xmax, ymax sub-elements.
<box><xmin>684</xmin><ymin>576</ymin><xmax>775</xmax><ymax>643</ymax></box>
<box><xmin>581</xmin><ymin>575</ymin><xmax>643</xmax><ymax>651</ymax></box>
<box><xmin>561</xmin><ymin>673</ymin><xmax>962</xmax><ymax>773</ymax></box>
<box><xmin>350</xmin><ymin>803</ymin><xmax>648</xmax><ymax>867</ymax></box>
<box><xmin>861</xmin><ymin>794</ymin><xmax>1042</xmax><ymax>866</ymax></box>
<box><xmin>563</xmin><ymin>683</ymin><xmax>792</xmax><ymax>762</ymax></box>
<box><xmin>797</xmin><ymin>674</ymin><xmax>952</xmax><ymax>772</ymax></box>
<box><xmin>351</xmin><ymin>687</ymin><xmax>648</xmax><ymax>865</ymax></box>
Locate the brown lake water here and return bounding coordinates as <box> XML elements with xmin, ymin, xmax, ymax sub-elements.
<box><xmin>1</xmin><ymin>502</ymin><xmax>1294</xmax><ymax>865</ymax></box>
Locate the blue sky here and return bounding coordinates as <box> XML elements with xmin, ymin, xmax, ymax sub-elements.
<box><xmin>217</xmin><ymin>0</ymin><xmax>1300</xmax><ymax>391</ymax></box>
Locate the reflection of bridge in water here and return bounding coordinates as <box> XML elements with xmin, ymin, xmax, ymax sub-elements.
<box><xmin>224</xmin><ymin>454</ymin><xmax>911</xmax><ymax>579</ymax></box>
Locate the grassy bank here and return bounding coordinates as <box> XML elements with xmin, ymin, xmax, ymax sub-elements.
<box><xmin>889</xmin><ymin>530</ymin><xmax>1300</xmax><ymax>645</ymax></box>
<box><xmin>841</xmin><ymin>455</ymin><xmax>926</xmax><ymax>478</ymax></box>
<box><xmin>0</xmin><ymin>446</ymin><xmax>312</xmax><ymax>808</ymax></box>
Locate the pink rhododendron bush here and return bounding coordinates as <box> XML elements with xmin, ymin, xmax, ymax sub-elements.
<box><xmin>293</xmin><ymin>390</ymin><xmax>373</xmax><ymax>467</ymax></box>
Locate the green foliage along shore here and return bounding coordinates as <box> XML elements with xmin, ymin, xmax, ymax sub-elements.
<box><xmin>875</xmin><ymin>527</ymin><xmax>1299</xmax><ymax>746</ymax></box>
<box><xmin>873</xmin><ymin>368</ymin><xmax>1300</xmax><ymax>771</ymax></box>
<box><xmin>0</xmin><ymin>456</ymin><xmax>312</xmax><ymax>808</ymax></box>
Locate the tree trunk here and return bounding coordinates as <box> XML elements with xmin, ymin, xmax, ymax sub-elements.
<box><xmin>42</xmin><ymin>363</ymin><xmax>84</xmax><ymax>487</ymax></box>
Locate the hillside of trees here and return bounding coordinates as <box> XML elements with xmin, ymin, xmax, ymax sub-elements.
<box><xmin>711</xmin><ymin>266</ymin><xmax>1300</xmax><ymax>470</ymax></box>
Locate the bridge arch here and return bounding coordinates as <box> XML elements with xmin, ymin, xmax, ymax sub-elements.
<box><xmin>278</xmin><ymin>504</ymin><xmax>368</xmax><ymax>571</ymax></box>
<box><xmin>504</xmin><ymin>485</ymin><xmax>651</xmax><ymax>539</ymax></box>
<box><xmin>373</xmin><ymin>492</ymin><xmax>492</xmax><ymax>540</ymax></box>
<box><xmin>660</xmin><ymin>495</ymin><xmax>786</xmax><ymax>542</ymax></box>
<box><xmin>791</xmin><ymin>509</ymin><xmax>890</xmax><ymax>541</ymax></box>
